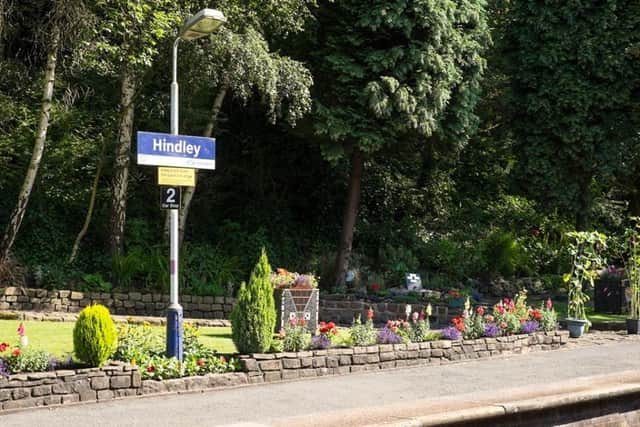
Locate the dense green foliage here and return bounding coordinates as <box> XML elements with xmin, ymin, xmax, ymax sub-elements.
<box><xmin>73</xmin><ymin>304</ymin><xmax>117</xmax><ymax>367</ymax></box>
<box><xmin>230</xmin><ymin>249</ymin><xmax>276</xmax><ymax>353</ymax></box>
<box><xmin>0</xmin><ymin>1</ymin><xmax>639</xmax><ymax>296</ymax></box>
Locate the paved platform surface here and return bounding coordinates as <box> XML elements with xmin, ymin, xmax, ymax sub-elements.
<box><xmin>4</xmin><ymin>331</ymin><xmax>640</xmax><ymax>427</ymax></box>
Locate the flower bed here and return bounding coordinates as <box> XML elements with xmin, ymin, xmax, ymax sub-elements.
<box><xmin>239</xmin><ymin>330</ymin><xmax>569</xmax><ymax>383</ymax></box>
<box><xmin>0</xmin><ymin>330</ymin><xmax>570</xmax><ymax>411</ymax></box>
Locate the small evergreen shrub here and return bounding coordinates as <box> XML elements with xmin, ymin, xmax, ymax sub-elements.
<box><xmin>73</xmin><ymin>304</ymin><xmax>117</xmax><ymax>367</ymax></box>
<box><xmin>230</xmin><ymin>248</ymin><xmax>276</xmax><ymax>353</ymax></box>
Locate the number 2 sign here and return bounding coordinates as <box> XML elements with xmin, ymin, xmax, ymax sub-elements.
<box><xmin>160</xmin><ymin>186</ymin><xmax>181</xmax><ymax>210</ymax></box>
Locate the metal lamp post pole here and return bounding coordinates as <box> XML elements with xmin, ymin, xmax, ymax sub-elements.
<box><xmin>166</xmin><ymin>37</ymin><xmax>183</xmax><ymax>360</ymax></box>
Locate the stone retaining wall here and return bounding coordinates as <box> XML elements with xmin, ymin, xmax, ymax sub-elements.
<box><xmin>0</xmin><ymin>362</ymin><xmax>141</xmax><ymax>411</ymax></box>
<box><xmin>0</xmin><ymin>287</ymin><xmax>235</xmax><ymax>319</ymax></box>
<box><xmin>239</xmin><ymin>331</ymin><xmax>569</xmax><ymax>383</ymax></box>
<box><xmin>0</xmin><ymin>287</ymin><xmax>454</xmax><ymax>325</ymax></box>
<box><xmin>0</xmin><ymin>331</ymin><xmax>569</xmax><ymax>412</ymax></box>
<box><xmin>320</xmin><ymin>296</ymin><xmax>452</xmax><ymax>325</ymax></box>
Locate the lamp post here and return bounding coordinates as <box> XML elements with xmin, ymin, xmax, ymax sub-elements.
<box><xmin>167</xmin><ymin>8</ymin><xmax>226</xmax><ymax>361</ymax></box>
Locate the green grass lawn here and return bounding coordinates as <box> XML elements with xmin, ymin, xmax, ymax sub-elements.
<box><xmin>0</xmin><ymin>320</ymin><xmax>236</xmax><ymax>358</ymax></box>
<box><xmin>552</xmin><ymin>302</ymin><xmax>626</xmax><ymax>322</ymax></box>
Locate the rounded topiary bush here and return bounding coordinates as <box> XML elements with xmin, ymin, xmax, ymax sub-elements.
<box><xmin>73</xmin><ymin>304</ymin><xmax>117</xmax><ymax>367</ymax></box>
<box><xmin>230</xmin><ymin>248</ymin><xmax>276</xmax><ymax>354</ymax></box>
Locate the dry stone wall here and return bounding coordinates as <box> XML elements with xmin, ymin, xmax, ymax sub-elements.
<box><xmin>0</xmin><ymin>331</ymin><xmax>569</xmax><ymax>412</ymax></box>
<box><xmin>0</xmin><ymin>287</ymin><xmax>235</xmax><ymax>319</ymax></box>
<box><xmin>239</xmin><ymin>331</ymin><xmax>569</xmax><ymax>383</ymax></box>
<box><xmin>0</xmin><ymin>287</ymin><xmax>453</xmax><ymax>325</ymax></box>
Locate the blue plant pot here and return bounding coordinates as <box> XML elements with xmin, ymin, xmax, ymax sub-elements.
<box><xmin>565</xmin><ymin>318</ymin><xmax>588</xmax><ymax>338</ymax></box>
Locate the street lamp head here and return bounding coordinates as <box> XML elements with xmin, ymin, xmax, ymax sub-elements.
<box><xmin>180</xmin><ymin>8</ymin><xmax>227</xmax><ymax>41</ymax></box>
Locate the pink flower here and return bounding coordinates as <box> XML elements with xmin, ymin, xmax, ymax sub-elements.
<box><xmin>196</xmin><ymin>358</ymin><xmax>205</xmax><ymax>367</ymax></box>
<box><xmin>546</xmin><ymin>298</ymin><xmax>553</xmax><ymax>310</ymax></box>
<box><xmin>367</xmin><ymin>308</ymin><xmax>374</xmax><ymax>321</ymax></box>
<box><xmin>412</xmin><ymin>312</ymin><xmax>419</xmax><ymax>322</ymax></box>
<box><xmin>476</xmin><ymin>306</ymin><xmax>485</xmax><ymax>316</ymax></box>
<box><xmin>500</xmin><ymin>321</ymin><xmax>507</xmax><ymax>330</ymax></box>
<box><xmin>0</xmin><ymin>342</ymin><xmax>8</xmax><ymax>352</ymax></box>
<box><xmin>485</xmin><ymin>315</ymin><xmax>494</xmax><ymax>323</ymax></box>
<box><xmin>146</xmin><ymin>365</ymin><xmax>155</xmax><ymax>373</ymax></box>
<box><xmin>17</xmin><ymin>323</ymin><xmax>25</xmax><ymax>338</ymax></box>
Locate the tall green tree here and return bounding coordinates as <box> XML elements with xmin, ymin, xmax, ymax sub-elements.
<box><xmin>311</xmin><ymin>0</ymin><xmax>490</xmax><ymax>285</ymax></box>
<box><xmin>175</xmin><ymin>24</ymin><xmax>312</xmax><ymax>245</ymax></box>
<box><xmin>0</xmin><ymin>0</ymin><xmax>91</xmax><ymax>265</ymax></box>
<box><xmin>82</xmin><ymin>0</ymin><xmax>180</xmax><ymax>258</ymax></box>
<box><xmin>507</xmin><ymin>1</ymin><xmax>640</xmax><ymax>230</ymax></box>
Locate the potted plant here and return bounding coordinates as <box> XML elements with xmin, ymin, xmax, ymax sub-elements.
<box><xmin>623</xmin><ymin>221</ymin><xmax>640</xmax><ymax>334</ymax></box>
<box><xmin>563</xmin><ymin>231</ymin><xmax>607</xmax><ymax>338</ymax></box>
<box><xmin>271</xmin><ymin>269</ymin><xmax>320</xmax><ymax>333</ymax></box>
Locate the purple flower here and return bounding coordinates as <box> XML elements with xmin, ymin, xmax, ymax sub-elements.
<box><xmin>310</xmin><ymin>334</ymin><xmax>331</xmax><ymax>350</ymax></box>
<box><xmin>0</xmin><ymin>359</ymin><xmax>9</xmax><ymax>377</ymax></box>
<box><xmin>377</xmin><ymin>327</ymin><xmax>402</xmax><ymax>344</ymax></box>
<box><xmin>483</xmin><ymin>323</ymin><xmax>499</xmax><ymax>337</ymax></box>
<box><xmin>521</xmin><ymin>320</ymin><xmax>539</xmax><ymax>334</ymax></box>
<box><xmin>441</xmin><ymin>326</ymin><xmax>461</xmax><ymax>340</ymax></box>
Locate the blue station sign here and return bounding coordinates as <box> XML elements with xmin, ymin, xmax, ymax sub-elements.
<box><xmin>137</xmin><ymin>131</ymin><xmax>216</xmax><ymax>170</ymax></box>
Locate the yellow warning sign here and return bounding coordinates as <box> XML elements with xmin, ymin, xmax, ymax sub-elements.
<box><xmin>158</xmin><ymin>167</ymin><xmax>195</xmax><ymax>187</ymax></box>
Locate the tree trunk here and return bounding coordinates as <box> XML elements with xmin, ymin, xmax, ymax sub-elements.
<box><xmin>0</xmin><ymin>25</ymin><xmax>60</xmax><ymax>265</ymax></box>
<box><xmin>68</xmin><ymin>138</ymin><xmax>106</xmax><ymax>264</ymax></box>
<box><xmin>109</xmin><ymin>69</ymin><xmax>137</xmax><ymax>258</ymax></box>
<box><xmin>334</xmin><ymin>147</ymin><xmax>364</xmax><ymax>287</ymax></box>
<box><xmin>164</xmin><ymin>86</ymin><xmax>227</xmax><ymax>247</ymax></box>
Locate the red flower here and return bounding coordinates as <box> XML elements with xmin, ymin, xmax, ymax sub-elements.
<box><xmin>17</xmin><ymin>322</ymin><xmax>25</xmax><ymax>338</ymax></box>
<box><xmin>12</xmin><ymin>348</ymin><xmax>21</xmax><ymax>357</ymax></box>
<box><xmin>0</xmin><ymin>342</ymin><xmax>9</xmax><ymax>352</ymax></box>
<box><xmin>197</xmin><ymin>358</ymin><xmax>205</xmax><ymax>367</ymax></box>
<box><xmin>452</xmin><ymin>317</ymin><xmax>465</xmax><ymax>332</ymax></box>
<box><xmin>367</xmin><ymin>307</ymin><xmax>374</xmax><ymax>321</ymax></box>
<box><xmin>476</xmin><ymin>306</ymin><xmax>485</xmax><ymax>316</ymax></box>
<box><xmin>146</xmin><ymin>365</ymin><xmax>155</xmax><ymax>373</ymax></box>
<box><xmin>371</xmin><ymin>283</ymin><xmax>380</xmax><ymax>292</ymax></box>
<box><xmin>530</xmin><ymin>308</ymin><xmax>542</xmax><ymax>321</ymax></box>
<box><xmin>319</xmin><ymin>321</ymin><xmax>337</xmax><ymax>335</ymax></box>
<box><xmin>500</xmin><ymin>321</ymin><xmax>507</xmax><ymax>329</ymax></box>
<box><xmin>495</xmin><ymin>304</ymin><xmax>505</xmax><ymax>315</ymax></box>
<box><xmin>297</xmin><ymin>319</ymin><xmax>306</xmax><ymax>327</ymax></box>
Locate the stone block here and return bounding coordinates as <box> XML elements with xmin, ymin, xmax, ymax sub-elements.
<box><xmin>129</xmin><ymin>292</ymin><xmax>142</xmax><ymax>301</ymax></box>
<box><xmin>300</xmin><ymin>357</ymin><xmax>313</xmax><ymax>368</ymax></box>
<box><xmin>326</xmin><ymin>357</ymin><xmax>339</xmax><ymax>368</ymax></box>
<box><xmin>380</xmin><ymin>352</ymin><xmax>396</xmax><ymax>362</ymax></box>
<box><xmin>366</xmin><ymin>354</ymin><xmax>380</xmax><ymax>364</ymax></box>
<box><xmin>97</xmin><ymin>389</ymin><xmax>114</xmax><ymax>401</ymax></box>
<box><xmin>61</xmin><ymin>394</ymin><xmax>79</xmax><ymax>404</ymax></box>
<box><xmin>299</xmin><ymin>369</ymin><xmax>317</xmax><ymax>378</ymax></box>
<box><xmin>0</xmin><ymin>389</ymin><xmax>11</xmax><ymax>401</ymax></box>
<box><xmin>282</xmin><ymin>370</ymin><xmax>300</xmax><ymax>380</ymax></box>
<box><xmin>32</xmin><ymin>385</ymin><xmax>52</xmax><ymax>397</ymax></box>
<box><xmin>240</xmin><ymin>359</ymin><xmax>258</xmax><ymax>372</ymax></box>
<box><xmin>316</xmin><ymin>367</ymin><xmax>329</xmax><ymax>376</ymax></box>
<box><xmin>282</xmin><ymin>359</ymin><xmax>301</xmax><ymax>369</ymax></box>
<box><xmin>12</xmin><ymin>388</ymin><xmax>30</xmax><ymax>399</ymax></box>
<box><xmin>258</xmin><ymin>360</ymin><xmax>282</xmax><ymax>371</ymax></box>
<box><xmin>352</xmin><ymin>355</ymin><xmax>367</xmax><ymax>365</ymax></box>
<box><xmin>91</xmin><ymin>377</ymin><xmax>110</xmax><ymax>390</ymax></box>
<box><xmin>4</xmin><ymin>398</ymin><xmax>40</xmax><ymax>410</ymax></box>
<box><xmin>52</xmin><ymin>382</ymin><xmax>73</xmax><ymax>394</ymax></box>
<box><xmin>142</xmin><ymin>380</ymin><xmax>167</xmax><ymax>395</ymax></box>
<box><xmin>312</xmin><ymin>357</ymin><xmax>326</xmax><ymax>368</ymax></box>
<box><xmin>264</xmin><ymin>372</ymin><xmax>282</xmax><ymax>382</ymax></box>
<box><xmin>339</xmin><ymin>356</ymin><xmax>352</xmax><ymax>366</ymax></box>
<box><xmin>110</xmin><ymin>376</ymin><xmax>131</xmax><ymax>389</ymax></box>
<box><xmin>132</xmin><ymin>371</ymin><xmax>141</xmax><ymax>388</ymax></box>
<box><xmin>164</xmin><ymin>379</ymin><xmax>187</xmax><ymax>392</ymax></box>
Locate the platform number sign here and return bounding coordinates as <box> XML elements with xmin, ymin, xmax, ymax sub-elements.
<box><xmin>160</xmin><ymin>186</ymin><xmax>181</xmax><ymax>210</ymax></box>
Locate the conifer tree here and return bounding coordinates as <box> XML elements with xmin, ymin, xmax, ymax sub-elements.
<box><xmin>230</xmin><ymin>248</ymin><xmax>276</xmax><ymax>353</ymax></box>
